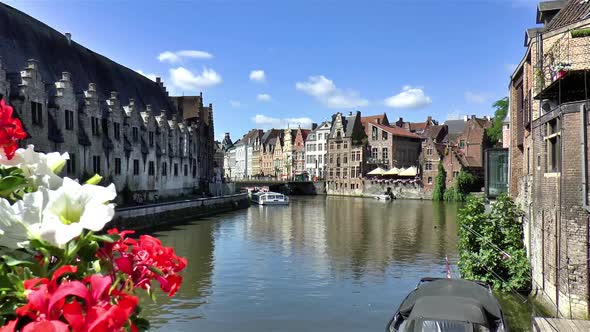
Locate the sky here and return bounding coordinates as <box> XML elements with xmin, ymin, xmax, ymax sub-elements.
<box><xmin>5</xmin><ymin>0</ymin><xmax>541</xmax><ymax>141</ymax></box>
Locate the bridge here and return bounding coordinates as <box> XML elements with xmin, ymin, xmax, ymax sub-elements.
<box><xmin>233</xmin><ymin>180</ymin><xmax>324</xmax><ymax>195</ymax></box>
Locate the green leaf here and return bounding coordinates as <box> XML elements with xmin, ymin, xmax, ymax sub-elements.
<box><xmin>91</xmin><ymin>234</ymin><xmax>120</xmax><ymax>243</ymax></box>
<box><xmin>1</xmin><ymin>255</ymin><xmax>35</xmax><ymax>268</ymax></box>
<box><xmin>147</xmin><ymin>265</ymin><xmax>164</xmax><ymax>277</ymax></box>
<box><xmin>0</xmin><ymin>176</ymin><xmax>26</xmax><ymax>195</ymax></box>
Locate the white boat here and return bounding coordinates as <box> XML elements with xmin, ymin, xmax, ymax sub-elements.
<box><xmin>251</xmin><ymin>191</ymin><xmax>290</xmax><ymax>205</ymax></box>
<box><xmin>373</xmin><ymin>194</ymin><xmax>392</xmax><ymax>201</ymax></box>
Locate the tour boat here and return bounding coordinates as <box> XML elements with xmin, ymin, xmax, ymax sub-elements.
<box><xmin>251</xmin><ymin>191</ymin><xmax>289</xmax><ymax>205</ymax></box>
<box><xmin>386</xmin><ymin>278</ymin><xmax>509</xmax><ymax>332</ymax></box>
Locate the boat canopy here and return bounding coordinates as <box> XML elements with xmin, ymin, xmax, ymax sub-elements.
<box><xmin>398</xmin><ymin>279</ymin><xmax>502</xmax><ymax>323</ymax></box>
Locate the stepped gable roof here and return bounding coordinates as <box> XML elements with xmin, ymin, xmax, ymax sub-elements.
<box><xmin>0</xmin><ymin>3</ymin><xmax>175</xmax><ymax>115</ymax></box>
<box><xmin>370</xmin><ymin>122</ymin><xmax>421</xmax><ymax>139</ymax></box>
<box><xmin>544</xmin><ymin>0</ymin><xmax>590</xmax><ymax>32</ymax></box>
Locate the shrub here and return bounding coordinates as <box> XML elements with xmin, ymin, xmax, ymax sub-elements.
<box><xmin>432</xmin><ymin>162</ymin><xmax>446</xmax><ymax>201</ymax></box>
<box><xmin>457</xmin><ymin>194</ymin><xmax>531</xmax><ymax>292</ymax></box>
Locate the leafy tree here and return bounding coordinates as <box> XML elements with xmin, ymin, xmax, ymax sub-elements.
<box><xmin>457</xmin><ymin>194</ymin><xmax>531</xmax><ymax>292</ymax></box>
<box><xmin>432</xmin><ymin>162</ymin><xmax>446</xmax><ymax>201</ymax></box>
<box><xmin>486</xmin><ymin>97</ymin><xmax>508</xmax><ymax>145</ymax></box>
<box><xmin>443</xmin><ymin>170</ymin><xmax>476</xmax><ymax>202</ymax></box>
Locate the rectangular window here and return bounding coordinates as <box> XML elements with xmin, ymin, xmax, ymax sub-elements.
<box><xmin>382</xmin><ymin>131</ymin><xmax>388</xmax><ymax>140</ymax></box>
<box><xmin>382</xmin><ymin>148</ymin><xmax>388</xmax><ymax>161</ymax></box>
<box><xmin>65</xmin><ymin>110</ymin><xmax>74</xmax><ymax>130</ymax></box>
<box><xmin>318</xmin><ymin>133</ymin><xmax>322</xmax><ymax>140</ymax></box>
<box><xmin>91</xmin><ymin>117</ymin><xmax>100</xmax><ymax>136</ymax></box>
<box><xmin>192</xmin><ymin>164</ymin><xmax>197</xmax><ymax>178</ymax></box>
<box><xmin>343</xmin><ymin>155</ymin><xmax>348</xmax><ymax>164</ymax></box>
<box><xmin>453</xmin><ymin>171</ymin><xmax>459</xmax><ymax>178</ymax></box>
<box><xmin>113</xmin><ymin>123</ymin><xmax>120</xmax><ymax>140</ymax></box>
<box><xmin>162</xmin><ymin>162</ymin><xmax>168</xmax><ymax>176</ymax></box>
<box><xmin>336</xmin><ymin>143</ymin><xmax>341</xmax><ymax>150</ymax></box>
<box><xmin>174</xmin><ymin>163</ymin><xmax>179</xmax><ymax>176</ymax></box>
<box><xmin>31</xmin><ymin>101</ymin><xmax>42</xmax><ymax>125</ymax></box>
<box><xmin>133</xmin><ymin>159</ymin><xmax>140</xmax><ymax>175</ymax></box>
<box><xmin>546</xmin><ymin>118</ymin><xmax>561</xmax><ymax>172</ymax></box>
<box><xmin>372</xmin><ymin>148</ymin><xmax>378</xmax><ymax>159</ymax></box>
<box><xmin>66</xmin><ymin>153</ymin><xmax>76</xmax><ymax>175</ymax></box>
<box><xmin>428</xmin><ymin>176</ymin><xmax>433</xmax><ymax>184</ymax></box>
<box><xmin>114</xmin><ymin>158</ymin><xmax>121</xmax><ymax>175</ymax></box>
<box><xmin>318</xmin><ymin>155</ymin><xmax>323</xmax><ymax>164</ymax></box>
<box><xmin>132</xmin><ymin>127</ymin><xmax>139</xmax><ymax>142</ymax></box>
<box><xmin>92</xmin><ymin>156</ymin><xmax>101</xmax><ymax>174</ymax></box>
<box><xmin>425</xmin><ymin>161</ymin><xmax>433</xmax><ymax>171</ymax></box>
<box><xmin>372</xmin><ymin>126</ymin><xmax>378</xmax><ymax>141</ymax></box>
<box><xmin>184</xmin><ymin>164</ymin><xmax>188</xmax><ymax>176</ymax></box>
<box><xmin>149</xmin><ymin>132</ymin><xmax>154</xmax><ymax>147</ymax></box>
<box><xmin>427</xmin><ymin>147</ymin><xmax>432</xmax><ymax>156</ymax></box>
<box><xmin>343</xmin><ymin>142</ymin><xmax>348</xmax><ymax>149</ymax></box>
<box><xmin>148</xmin><ymin>161</ymin><xmax>155</xmax><ymax>176</ymax></box>
<box><xmin>459</xmin><ymin>140</ymin><xmax>466</xmax><ymax>148</ymax></box>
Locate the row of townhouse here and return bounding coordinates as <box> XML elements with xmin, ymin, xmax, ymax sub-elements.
<box><xmin>0</xmin><ymin>2</ymin><xmax>216</xmax><ymax>203</ymax></box>
<box><xmin>508</xmin><ymin>0</ymin><xmax>590</xmax><ymax>319</ymax></box>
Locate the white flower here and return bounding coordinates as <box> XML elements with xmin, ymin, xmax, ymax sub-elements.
<box><xmin>40</xmin><ymin>178</ymin><xmax>116</xmax><ymax>247</ymax></box>
<box><xmin>0</xmin><ymin>145</ymin><xmax>69</xmax><ymax>190</ymax></box>
<box><xmin>0</xmin><ymin>191</ymin><xmax>45</xmax><ymax>249</ymax></box>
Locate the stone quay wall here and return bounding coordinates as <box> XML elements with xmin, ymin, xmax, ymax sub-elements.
<box><xmin>110</xmin><ymin>193</ymin><xmax>250</xmax><ymax>230</ymax></box>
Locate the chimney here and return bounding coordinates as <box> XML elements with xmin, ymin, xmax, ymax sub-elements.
<box><xmin>88</xmin><ymin>83</ymin><xmax>96</xmax><ymax>92</ymax></box>
<box><xmin>61</xmin><ymin>72</ymin><xmax>71</xmax><ymax>81</ymax></box>
<box><xmin>471</xmin><ymin>114</ymin><xmax>476</xmax><ymax>120</ymax></box>
<box><xmin>224</xmin><ymin>132</ymin><xmax>231</xmax><ymax>140</ymax></box>
<box><xmin>349</xmin><ymin>111</ymin><xmax>353</xmax><ymax>116</ymax></box>
<box><xmin>26</xmin><ymin>59</ymin><xmax>39</xmax><ymax>70</ymax></box>
<box><xmin>65</xmin><ymin>32</ymin><xmax>72</xmax><ymax>45</ymax></box>
<box><xmin>146</xmin><ymin>104</ymin><xmax>152</xmax><ymax>113</ymax></box>
<box><xmin>110</xmin><ymin>91</ymin><xmax>118</xmax><ymax>99</ymax></box>
<box><xmin>156</xmin><ymin>77</ymin><xmax>161</xmax><ymax>84</ymax></box>
<box><xmin>427</xmin><ymin>116</ymin><xmax>432</xmax><ymax>123</ymax></box>
<box><xmin>463</xmin><ymin>115</ymin><xmax>468</xmax><ymax>121</ymax></box>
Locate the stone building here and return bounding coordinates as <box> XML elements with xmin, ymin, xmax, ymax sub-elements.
<box><xmin>509</xmin><ymin>0</ymin><xmax>590</xmax><ymax>318</ymax></box>
<box><xmin>325</xmin><ymin>111</ymin><xmax>367</xmax><ymax>195</ymax></box>
<box><xmin>0</xmin><ymin>3</ymin><xmax>215</xmax><ymax>201</ymax></box>
<box><xmin>305</xmin><ymin>121</ymin><xmax>332</xmax><ymax>179</ymax></box>
<box><xmin>260</xmin><ymin>129</ymin><xmax>282</xmax><ymax>178</ymax></box>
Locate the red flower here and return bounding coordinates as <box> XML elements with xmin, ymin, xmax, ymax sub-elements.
<box><xmin>103</xmin><ymin>229</ymin><xmax>187</xmax><ymax>297</ymax></box>
<box><xmin>0</xmin><ymin>99</ymin><xmax>27</xmax><ymax>160</ymax></box>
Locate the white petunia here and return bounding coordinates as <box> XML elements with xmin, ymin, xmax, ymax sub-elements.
<box><xmin>40</xmin><ymin>178</ymin><xmax>116</xmax><ymax>247</ymax></box>
<box><xmin>0</xmin><ymin>191</ymin><xmax>45</xmax><ymax>249</ymax></box>
<box><xmin>0</xmin><ymin>145</ymin><xmax>69</xmax><ymax>190</ymax></box>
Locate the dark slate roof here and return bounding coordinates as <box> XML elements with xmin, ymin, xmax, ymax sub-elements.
<box><xmin>0</xmin><ymin>3</ymin><xmax>175</xmax><ymax>115</ymax></box>
<box><xmin>544</xmin><ymin>0</ymin><xmax>590</xmax><ymax>32</ymax></box>
<box><xmin>421</xmin><ymin>125</ymin><xmax>446</xmax><ymax>141</ymax></box>
<box><xmin>444</xmin><ymin>119</ymin><xmax>467</xmax><ymax>135</ymax></box>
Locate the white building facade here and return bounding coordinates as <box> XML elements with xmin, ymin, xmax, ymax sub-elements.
<box><xmin>305</xmin><ymin>121</ymin><xmax>331</xmax><ymax>179</ymax></box>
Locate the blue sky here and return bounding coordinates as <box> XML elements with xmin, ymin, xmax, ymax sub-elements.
<box><xmin>6</xmin><ymin>0</ymin><xmax>540</xmax><ymax>140</ymax></box>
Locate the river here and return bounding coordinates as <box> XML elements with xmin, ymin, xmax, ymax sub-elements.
<box><xmin>142</xmin><ymin>196</ymin><xmax>533</xmax><ymax>331</ymax></box>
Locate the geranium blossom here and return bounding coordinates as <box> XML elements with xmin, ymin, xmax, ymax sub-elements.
<box><xmin>0</xmin><ymin>145</ymin><xmax>68</xmax><ymax>190</ymax></box>
<box><xmin>0</xmin><ymin>99</ymin><xmax>27</xmax><ymax>160</ymax></box>
<box><xmin>40</xmin><ymin>178</ymin><xmax>116</xmax><ymax>247</ymax></box>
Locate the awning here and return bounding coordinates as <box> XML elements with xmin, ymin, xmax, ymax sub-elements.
<box><xmin>399</xmin><ymin>166</ymin><xmax>418</xmax><ymax>177</ymax></box>
<box><xmin>383</xmin><ymin>167</ymin><xmax>400</xmax><ymax>175</ymax></box>
<box><xmin>367</xmin><ymin>167</ymin><xmax>386</xmax><ymax>175</ymax></box>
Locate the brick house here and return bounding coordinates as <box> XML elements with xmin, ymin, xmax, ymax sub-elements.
<box><xmin>509</xmin><ymin>0</ymin><xmax>590</xmax><ymax>318</ymax></box>
<box><xmin>365</xmin><ymin>121</ymin><xmax>421</xmax><ymax>170</ymax></box>
<box><xmin>260</xmin><ymin>129</ymin><xmax>282</xmax><ymax>178</ymax></box>
<box><xmin>395</xmin><ymin>116</ymin><xmax>437</xmax><ymax>135</ymax></box>
<box><xmin>326</xmin><ymin>111</ymin><xmax>367</xmax><ymax>195</ymax></box>
<box><xmin>293</xmin><ymin>126</ymin><xmax>311</xmax><ymax>179</ymax></box>
<box><xmin>419</xmin><ymin>125</ymin><xmax>448</xmax><ymax>190</ymax></box>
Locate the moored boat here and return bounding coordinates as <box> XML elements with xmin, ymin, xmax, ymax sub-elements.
<box><xmin>386</xmin><ymin>278</ymin><xmax>508</xmax><ymax>332</ymax></box>
<box><xmin>251</xmin><ymin>191</ymin><xmax>289</xmax><ymax>205</ymax></box>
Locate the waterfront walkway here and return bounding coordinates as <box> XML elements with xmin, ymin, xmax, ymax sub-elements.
<box><xmin>533</xmin><ymin>317</ymin><xmax>590</xmax><ymax>331</ymax></box>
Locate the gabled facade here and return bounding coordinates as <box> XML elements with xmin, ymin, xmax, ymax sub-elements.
<box><xmin>365</xmin><ymin>121</ymin><xmax>421</xmax><ymax>170</ymax></box>
<box><xmin>305</xmin><ymin>121</ymin><xmax>332</xmax><ymax>179</ymax></box>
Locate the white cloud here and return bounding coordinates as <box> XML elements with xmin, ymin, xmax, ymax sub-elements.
<box><xmin>295</xmin><ymin>75</ymin><xmax>368</xmax><ymax>109</ymax></box>
<box><xmin>464</xmin><ymin>91</ymin><xmax>488</xmax><ymax>104</ymax></box>
<box><xmin>249</xmin><ymin>70</ymin><xmax>266</xmax><ymax>82</ymax></box>
<box><xmin>169</xmin><ymin>67</ymin><xmax>222</xmax><ymax>91</ymax></box>
<box><xmin>230</xmin><ymin>100</ymin><xmax>241</xmax><ymax>108</ymax></box>
<box><xmin>158</xmin><ymin>50</ymin><xmax>214</xmax><ymax>63</ymax></box>
<box><xmin>251</xmin><ymin>114</ymin><xmax>313</xmax><ymax>129</ymax></box>
<box><xmin>384</xmin><ymin>86</ymin><xmax>432</xmax><ymax>109</ymax></box>
<box><xmin>135</xmin><ymin>69</ymin><xmax>158</xmax><ymax>82</ymax></box>
<box><xmin>257</xmin><ymin>94</ymin><xmax>272</xmax><ymax>102</ymax></box>
<box><xmin>446</xmin><ymin>110</ymin><xmax>464</xmax><ymax>120</ymax></box>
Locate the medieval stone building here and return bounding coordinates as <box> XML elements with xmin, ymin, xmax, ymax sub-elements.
<box><xmin>0</xmin><ymin>3</ymin><xmax>215</xmax><ymax>201</ymax></box>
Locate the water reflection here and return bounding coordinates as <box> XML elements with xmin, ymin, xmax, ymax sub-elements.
<box><xmin>142</xmin><ymin>197</ymin><xmax>467</xmax><ymax>331</ymax></box>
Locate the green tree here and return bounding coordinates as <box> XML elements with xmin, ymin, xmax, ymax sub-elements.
<box><xmin>457</xmin><ymin>194</ymin><xmax>531</xmax><ymax>292</ymax></box>
<box><xmin>432</xmin><ymin>161</ymin><xmax>446</xmax><ymax>201</ymax></box>
<box><xmin>486</xmin><ymin>97</ymin><xmax>508</xmax><ymax>145</ymax></box>
<box><xmin>443</xmin><ymin>170</ymin><xmax>476</xmax><ymax>202</ymax></box>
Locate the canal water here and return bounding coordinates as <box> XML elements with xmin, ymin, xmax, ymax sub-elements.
<box><xmin>142</xmin><ymin>196</ymin><xmax>533</xmax><ymax>331</ymax></box>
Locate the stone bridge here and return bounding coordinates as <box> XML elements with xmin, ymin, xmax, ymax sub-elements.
<box><xmin>233</xmin><ymin>180</ymin><xmax>325</xmax><ymax>195</ymax></box>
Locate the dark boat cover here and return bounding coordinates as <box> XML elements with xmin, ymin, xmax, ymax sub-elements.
<box><xmin>398</xmin><ymin>279</ymin><xmax>502</xmax><ymax>324</ymax></box>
